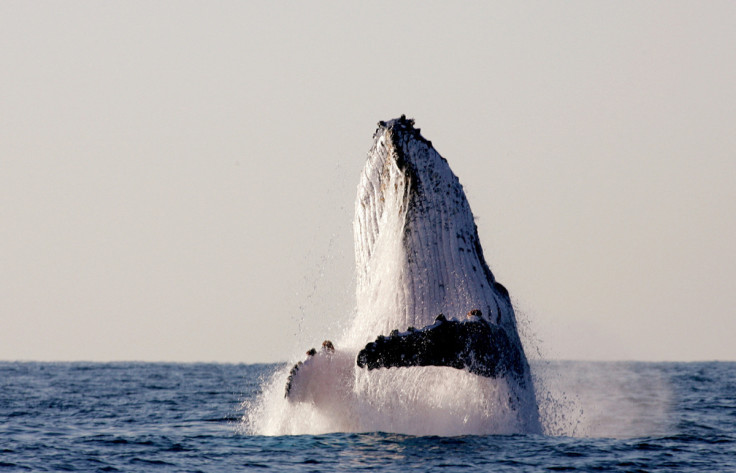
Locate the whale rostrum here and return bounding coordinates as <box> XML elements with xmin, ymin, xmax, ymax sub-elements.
<box><xmin>284</xmin><ymin>116</ymin><xmax>540</xmax><ymax>433</ymax></box>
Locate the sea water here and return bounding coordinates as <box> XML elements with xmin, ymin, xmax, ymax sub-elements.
<box><xmin>1</xmin><ymin>361</ymin><xmax>734</xmax><ymax>472</ymax></box>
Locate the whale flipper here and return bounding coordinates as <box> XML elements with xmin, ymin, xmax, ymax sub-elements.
<box><xmin>356</xmin><ymin>311</ymin><xmax>525</xmax><ymax>380</ymax></box>
<box><xmin>284</xmin><ymin>343</ymin><xmax>355</xmax><ymax>404</ymax></box>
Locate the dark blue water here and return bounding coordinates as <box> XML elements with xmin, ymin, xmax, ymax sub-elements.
<box><xmin>1</xmin><ymin>361</ymin><xmax>734</xmax><ymax>472</ymax></box>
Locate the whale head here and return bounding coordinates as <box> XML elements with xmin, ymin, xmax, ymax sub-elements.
<box><xmin>352</xmin><ymin>116</ymin><xmax>519</xmax><ymax>346</ymax></box>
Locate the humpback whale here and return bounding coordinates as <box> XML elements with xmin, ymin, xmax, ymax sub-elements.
<box><xmin>283</xmin><ymin>116</ymin><xmax>540</xmax><ymax>434</ymax></box>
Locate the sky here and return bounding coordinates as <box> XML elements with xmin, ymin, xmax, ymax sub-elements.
<box><xmin>2</xmin><ymin>1</ymin><xmax>735</xmax><ymax>363</ymax></box>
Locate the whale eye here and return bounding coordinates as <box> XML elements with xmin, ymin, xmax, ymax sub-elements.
<box><xmin>467</xmin><ymin>309</ymin><xmax>483</xmax><ymax>319</ymax></box>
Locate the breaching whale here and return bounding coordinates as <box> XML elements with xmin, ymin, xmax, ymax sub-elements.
<box><xmin>284</xmin><ymin>116</ymin><xmax>540</xmax><ymax>433</ymax></box>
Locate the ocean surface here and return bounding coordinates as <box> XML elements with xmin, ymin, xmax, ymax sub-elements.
<box><xmin>1</xmin><ymin>361</ymin><xmax>734</xmax><ymax>472</ymax></box>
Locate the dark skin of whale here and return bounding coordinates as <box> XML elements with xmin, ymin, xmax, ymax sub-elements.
<box><xmin>356</xmin><ymin>313</ymin><xmax>525</xmax><ymax>381</ymax></box>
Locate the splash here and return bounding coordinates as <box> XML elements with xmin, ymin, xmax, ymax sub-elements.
<box><xmin>246</xmin><ymin>117</ymin><xmax>543</xmax><ymax>435</ymax></box>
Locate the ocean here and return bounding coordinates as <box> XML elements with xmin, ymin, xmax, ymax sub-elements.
<box><xmin>1</xmin><ymin>361</ymin><xmax>734</xmax><ymax>472</ymax></box>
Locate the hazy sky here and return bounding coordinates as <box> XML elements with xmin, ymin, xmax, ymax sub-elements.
<box><xmin>2</xmin><ymin>2</ymin><xmax>735</xmax><ymax>363</ymax></box>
